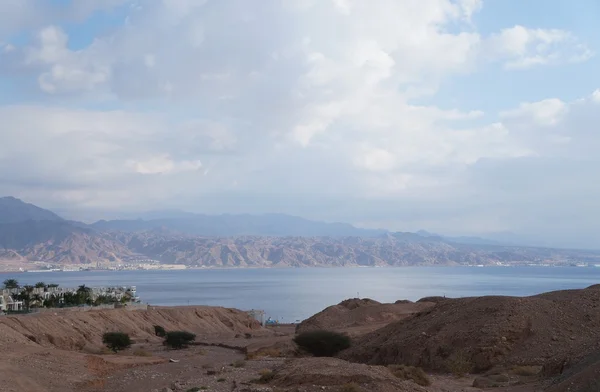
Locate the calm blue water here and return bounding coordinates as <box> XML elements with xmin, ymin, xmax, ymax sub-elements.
<box><xmin>2</xmin><ymin>267</ymin><xmax>600</xmax><ymax>322</ymax></box>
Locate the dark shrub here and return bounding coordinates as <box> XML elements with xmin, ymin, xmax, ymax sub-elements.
<box><xmin>154</xmin><ymin>325</ymin><xmax>166</xmax><ymax>337</ymax></box>
<box><xmin>102</xmin><ymin>332</ymin><xmax>132</xmax><ymax>353</ymax></box>
<box><xmin>164</xmin><ymin>331</ymin><xmax>196</xmax><ymax>349</ymax></box>
<box><xmin>293</xmin><ymin>330</ymin><xmax>351</xmax><ymax>357</ymax></box>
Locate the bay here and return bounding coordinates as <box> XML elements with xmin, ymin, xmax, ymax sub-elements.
<box><xmin>2</xmin><ymin>266</ymin><xmax>600</xmax><ymax>322</ymax></box>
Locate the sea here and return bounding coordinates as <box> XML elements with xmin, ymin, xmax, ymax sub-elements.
<box><xmin>2</xmin><ymin>266</ymin><xmax>600</xmax><ymax>322</ymax></box>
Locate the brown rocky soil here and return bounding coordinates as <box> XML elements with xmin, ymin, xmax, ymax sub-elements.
<box><xmin>0</xmin><ymin>306</ymin><xmax>264</xmax><ymax>392</ymax></box>
<box><xmin>544</xmin><ymin>350</ymin><xmax>600</xmax><ymax>392</ymax></box>
<box><xmin>270</xmin><ymin>357</ymin><xmax>428</xmax><ymax>392</ymax></box>
<box><xmin>341</xmin><ymin>285</ymin><xmax>600</xmax><ymax>378</ymax></box>
<box><xmin>0</xmin><ymin>305</ymin><xmax>262</xmax><ymax>352</ymax></box>
<box><xmin>4</xmin><ymin>286</ymin><xmax>600</xmax><ymax>392</ymax></box>
<box><xmin>296</xmin><ymin>298</ymin><xmax>434</xmax><ymax>335</ymax></box>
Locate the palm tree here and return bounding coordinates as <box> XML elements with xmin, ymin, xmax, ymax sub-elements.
<box><xmin>32</xmin><ymin>294</ymin><xmax>44</xmax><ymax>308</ymax></box>
<box><xmin>34</xmin><ymin>282</ymin><xmax>46</xmax><ymax>289</ymax></box>
<box><xmin>3</xmin><ymin>279</ymin><xmax>19</xmax><ymax>289</ymax></box>
<box><xmin>77</xmin><ymin>285</ymin><xmax>92</xmax><ymax>305</ymax></box>
<box><xmin>16</xmin><ymin>285</ymin><xmax>34</xmax><ymax>311</ymax></box>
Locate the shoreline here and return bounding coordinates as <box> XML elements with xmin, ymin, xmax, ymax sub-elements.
<box><xmin>1</xmin><ymin>263</ymin><xmax>596</xmax><ymax>274</ymax></box>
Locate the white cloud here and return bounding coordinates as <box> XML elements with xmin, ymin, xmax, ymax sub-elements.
<box><xmin>487</xmin><ymin>25</ymin><xmax>593</xmax><ymax>69</ymax></box>
<box><xmin>25</xmin><ymin>26</ymin><xmax>111</xmax><ymax>93</ymax></box>
<box><xmin>0</xmin><ymin>0</ymin><xmax>598</xmax><ymax>247</ymax></box>
<box><xmin>501</xmin><ymin>99</ymin><xmax>568</xmax><ymax>126</ymax></box>
<box><xmin>126</xmin><ymin>155</ymin><xmax>202</xmax><ymax>175</ymax></box>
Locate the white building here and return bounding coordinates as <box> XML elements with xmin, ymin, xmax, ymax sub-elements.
<box><xmin>0</xmin><ymin>292</ymin><xmax>23</xmax><ymax>312</ymax></box>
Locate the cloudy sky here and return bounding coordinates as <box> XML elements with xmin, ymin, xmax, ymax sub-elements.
<box><xmin>1</xmin><ymin>0</ymin><xmax>599</xmax><ymax>247</ymax></box>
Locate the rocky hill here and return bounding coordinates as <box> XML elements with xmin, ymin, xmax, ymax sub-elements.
<box><xmin>0</xmin><ymin>196</ymin><xmax>63</xmax><ymax>224</ymax></box>
<box><xmin>2</xmin><ymin>197</ymin><xmax>600</xmax><ymax>268</ymax></box>
<box><xmin>111</xmin><ymin>231</ymin><xmax>600</xmax><ymax>267</ymax></box>
<box><xmin>340</xmin><ymin>285</ymin><xmax>600</xmax><ymax>374</ymax></box>
<box><xmin>91</xmin><ymin>213</ymin><xmax>386</xmax><ymax>237</ymax></box>
<box><xmin>0</xmin><ymin>220</ymin><xmax>134</xmax><ymax>265</ymax></box>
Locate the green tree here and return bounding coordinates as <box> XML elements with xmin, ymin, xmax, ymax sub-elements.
<box><xmin>17</xmin><ymin>285</ymin><xmax>35</xmax><ymax>311</ymax></box>
<box><xmin>31</xmin><ymin>293</ymin><xmax>45</xmax><ymax>308</ymax></box>
<box><xmin>47</xmin><ymin>283</ymin><xmax>59</xmax><ymax>288</ymax></box>
<box><xmin>102</xmin><ymin>332</ymin><xmax>132</xmax><ymax>353</ymax></box>
<box><xmin>34</xmin><ymin>282</ymin><xmax>46</xmax><ymax>289</ymax></box>
<box><xmin>3</xmin><ymin>279</ymin><xmax>19</xmax><ymax>289</ymax></box>
<box><xmin>154</xmin><ymin>325</ymin><xmax>166</xmax><ymax>337</ymax></box>
<box><xmin>43</xmin><ymin>294</ymin><xmax>59</xmax><ymax>308</ymax></box>
<box><xmin>164</xmin><ymin>331</ymin><xmax>196</xmax><ymax>349</ymax></box>
<box><xmin>293</xmin><ymin>330</ymin><xmax>351</xmax><ymax>357</ymax></box>
<box><xmin>77</xmin><ymin>285</ymin><xmax>92</xmax><ymax>305</ymax></box>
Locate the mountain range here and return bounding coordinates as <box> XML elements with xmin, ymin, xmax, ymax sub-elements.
<box><xmin>1</xmin><ymin>196</ymin><xmax>599</xmax><ymax>269</ymax></box>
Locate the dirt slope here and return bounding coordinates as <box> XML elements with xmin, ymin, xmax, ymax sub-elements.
<box><xmin>545</xmin><ymin>351</ymin><xmax>600</xmax><ymax>392</ymax></box>
<box><xmin>0</xmin><ymin>306</ymin><xmax>262</xmax><ymax>352</ymax></box>
<box><xmin>341</xmin><ymin>286</ymin><xmax>600</xmax><ymax>375</ymax></box>
<box><xmin>270</xmin><ymin>357</ymin><xmax>428</xmax><ymax>392</ymax></box>
<box><xmin>296</xmin><ymin>298</ymin><xmax>435</xmax><ymax>335</ymax></box>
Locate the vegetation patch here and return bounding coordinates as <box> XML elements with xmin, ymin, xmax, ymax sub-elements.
<box><xmin>510</xmin><ymin>365</ymin><xmax>541</xmax><ymax>377</ymax></box>
<box><xmin>164</xmin><ymin>331</ymin><xmax>196</xmax><ymax>349</ymax></box>
<box><xmin>446</xmin><ymin>351</ymin><xmax>473</xmax><ymax>377</ymax></box>
<box><xmin>293</xmin><ymin>330</ymin><xmax>351</xmax><ymax>357</ymax></box>
<box><xmin>246</xmin><ymin>348</ymin><xmax>282</xmax><ymax>360</ymax></box>
<box><xmin>256</xmin><ymin>369</ymin><xmax>275</xmax><ymax>384</ymax></box>
<box><xmin>233</xmin><ymin>360</ymin><xmax>246</xmax><ymax>368</ymax></box>
<box><xmin>102</xmin><ymin>332</ymin><xmax>132</xmax><ymax>353</ymax></box>
<box><xmin>132</xmin><ymin>348</ymin><xmax>152</xmax><ymax>357</ymax></box>
<box><xmin>339</xmin><ymin>383</ymin><xmax>363</xmax><ymax>392</ymax></box>
<box><xmin>154</xmin><ymin>325</ymin><xmax>166</xmax><ymax>337</ymax></box>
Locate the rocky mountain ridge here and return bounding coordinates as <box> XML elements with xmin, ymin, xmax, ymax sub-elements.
<box><xmin>2</xmin><ymin>196</ymin><xmax>600</xmax><ymax>268</ymax></box>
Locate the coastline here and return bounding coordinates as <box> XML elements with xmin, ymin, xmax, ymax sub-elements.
<box><xmin>2</xmin><ymin>263</ymin><xmax>597</xmax><ymax>274</ymax></box>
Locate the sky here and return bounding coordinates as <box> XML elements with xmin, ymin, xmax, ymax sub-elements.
<box><xmin>0</xmin><ymin>0</ymin><xmax>599</xmax><ymax>248</ymax></box>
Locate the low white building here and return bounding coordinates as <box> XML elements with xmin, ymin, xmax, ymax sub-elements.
<box><xmin>0</xmin><ymin>292</ymin><xmax>23</xmax><ymax>312</ymax></box>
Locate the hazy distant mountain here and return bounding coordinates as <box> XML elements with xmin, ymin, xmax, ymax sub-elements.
<box><xmin>109</xmin><ymin>231</ymin><xmax>600</xmax><ymax>267</ymax></box>
<box><xmin>1</xmin><ymin>197</ymin><xmax>599</xmax><ymax>269</ymax></box>
<box><xmin>0</xmin><ymin>220</ymin><xmax>133</xmax><ymax>264</ymax></box>
<box><xmin>416</xmin><ymin>230</ymin><xmax>506</xmax><ymax>246</ymax></box>
<box><xmin>91</xmin><ymin>213</ymin><xmax>387</xmax><ymax>237</ymax></box>
<box><xmin>0</xmin><ymin>196</ymin><xmax>63</xmax><ymax>224</ymax></box>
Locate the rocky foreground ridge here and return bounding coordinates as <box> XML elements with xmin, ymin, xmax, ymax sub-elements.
<box><xmin>3</xmin><ymin>287</ymin><xmax>600</xmax><ymax>391</ymax></box>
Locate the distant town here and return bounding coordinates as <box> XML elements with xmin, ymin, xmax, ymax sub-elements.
<box><xmin>1</xmin><ymin>279</ymin><xmax>142</xmax><ymax>314</ymax></box>
<box><xmin>11</xmin><ymin>260</ymin><xmax>600</xmax><ymax>273</ymax></box>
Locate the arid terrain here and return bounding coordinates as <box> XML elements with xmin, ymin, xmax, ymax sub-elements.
<box><xmin>2</xmin><ymin>286</ymin><xmax>600</xmax><ymax>392</ymax></box>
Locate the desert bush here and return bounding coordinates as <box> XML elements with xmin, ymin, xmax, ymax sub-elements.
<box><xmin>164</xmin><ymin>331</ymin><xmax>196</xmax><ymax>349</ymax></box>
<box><xmin>233</xmin><ymin>360</ymin><xmax>246</xmax><ymax>368</ymax></box>
<box><xmin>388</xmin><ymin>365</ymin><xmax>431</xmax><ymax>386</ymax></box>
<box><xmin>511</xmin><ymin>365</ymin><xmax>541</xmax><ymax>377</ymax></box>
<box><xmin>246</xmin><ymin>348</ymin><xmax>282</xmax><ymax>360</ymax></box>
<box><xmin>186</xmin><ymin>388</ymin><xmax>201</xmax><ymax>392</ymax></box>
<box><xmin>154</xmin><ymin>325</ymin><xmax>166</xmax><ymax>337</ymax></box>
<box><xmin>446</xmin><ymin>351</ymin><xmax>473</xmax><ymax>377</ymax></box>
<box><xmin>293</xmin><ymin>330</ymin><xmax>351</xmax><ymax>357</ymax></box>
<box><xmin>257</xmin><ymin>369</ymin><xmax>275</xmax><ymax>384</ymax></box>
<box><xmin>339</xmin><ymin>383</ymin><xmax>363</xmax><ymax>392</ymax></box>
<box><xmin>217</xmin><ymin>378</ymin><xmax>226</xmax><ymax>382</ymax></box>
<box><xmin>132</xmin><ymin>348</ymin><xmax>152</xmax><ymax>357</ymax></box>
<box><xmin>102</xmin><ymin>332</ymin><xmax>132</xmax><ymax>353</ymax></box>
